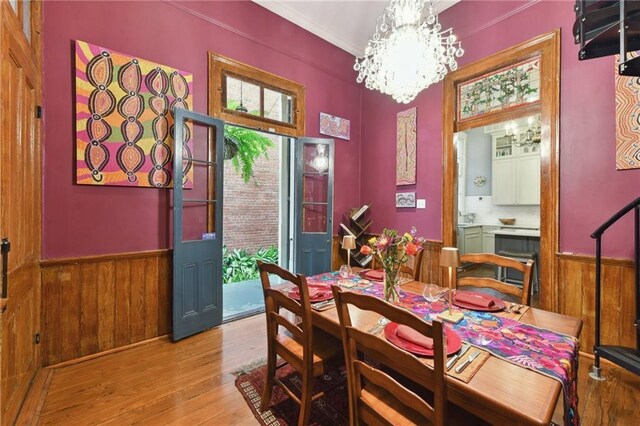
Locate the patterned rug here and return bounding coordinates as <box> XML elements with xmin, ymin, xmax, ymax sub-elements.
<box><xmin>234</xmin><ymin>362</ymin><xmax>349</xmax><ymax>425</ymax></box>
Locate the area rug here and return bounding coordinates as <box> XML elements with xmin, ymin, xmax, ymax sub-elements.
<box><xmin>234</xmin><ymin>362</ymin><xmax>349</xmax><ymax>425</ymax></box>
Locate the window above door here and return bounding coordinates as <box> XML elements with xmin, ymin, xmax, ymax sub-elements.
<box><xmin>209</xmin><ymin>52</ymin><xmax>306</xmax><ymax>137</ymax></box>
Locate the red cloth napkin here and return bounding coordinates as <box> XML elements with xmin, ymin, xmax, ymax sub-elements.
<box><xmin>454</xmin><ymin>292</ymin><xmax>495</xmax><ymax>308</ymax></box>
<box><xmin>363</xmin><ymin>269</ymin><xmax>384</xmax><ymax>281</ymax></box>
<box><xmin>289</xmin><ymin>286</ymin><xmax>327</xmax><ymax>299</ymax></box>
<box><xmin>396</xmin><ymin>325</ymin><xmax>433</xmax><ymax>349</ymax></box>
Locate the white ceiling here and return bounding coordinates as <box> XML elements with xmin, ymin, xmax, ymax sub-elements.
<box><xmin>253</xmin><ymin>0</ymin><xmax>461</xmax><ymax>57</ymax></box>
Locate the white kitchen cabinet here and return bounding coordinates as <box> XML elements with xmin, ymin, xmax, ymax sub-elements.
<box><xmin>491</xmin><ymin>137</ymin><xmax>540</xmax><ymax>206</ymax></box>
<box><xmin>482</xmin><ymin>226</ymin><xmax>498</xmax><ymax>253</ymax></box>
<box><xmin>458</xmin><ymin>226</ymin><xmax>482</xmax><ymax>255</ymax></box>
<box><xmin>516</xmin><ymin>155</ymin><xmax>541</xmax><ymax>205</ymax></box>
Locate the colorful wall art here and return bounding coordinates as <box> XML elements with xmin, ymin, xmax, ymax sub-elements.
<box><xmin>396</xmin><ymin>107</ymin><xmax>417</xmax><ymax>186</ymax></box>
<box><xmin>319</xmin><ymin>112</ymin><xmax>350</xmax><ymax>140</ymax></box>
<box><xmin>615</xmin><ymin>53</ymin><xmax>640</xmax><ymax>170</ymax></box>
<box><xmin>458</xmin><ymin>57</ymin><xmax>540</xmax><ymax>121</ymax></box>
<box><xmin>75</xmin><ymin>40</ymin><xmax>193</xmax><ymax>187</ymax></box>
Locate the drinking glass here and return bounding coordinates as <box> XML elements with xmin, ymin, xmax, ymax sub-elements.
<box><xmin>339</xmin><ymin>265</ymin><xmax>351</xmax><ymax>280</ymax></box>
<box><xmin>423</xmin><ymin>283</ymin><xmax>445</xmax><ymax>302</ymax></box>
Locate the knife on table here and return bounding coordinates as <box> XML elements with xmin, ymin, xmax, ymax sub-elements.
<box><xmin>455</xmin><ymin>351</ymin><xmax>480</xmax><ymax>374</ymax></box>
<box><xmin>446</xmin><ymin>344</ymin><xmax>470</xmax><ymax>371</ymax></box>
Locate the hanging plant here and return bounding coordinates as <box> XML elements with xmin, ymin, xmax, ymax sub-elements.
<box><xmin>224</xmin><ymin>125</ymin><xmax>274</xmax><ymax>183</ymax></box>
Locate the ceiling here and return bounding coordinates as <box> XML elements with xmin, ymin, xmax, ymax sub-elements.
<box><xmin>253</xmin><ymin>0</ymin><xmax>461</xmax><ymax>57</ymax></box>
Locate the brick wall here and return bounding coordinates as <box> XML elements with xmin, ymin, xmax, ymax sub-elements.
<box><xmin>223</xmin><ymin>138</ymin><xmax>280</xmax><ymax>253</ymax></box>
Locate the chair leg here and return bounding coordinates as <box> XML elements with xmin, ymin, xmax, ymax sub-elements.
<box><xmin>298</xmin><ymin>372</ymin><xmax>314</xmax><ymax>426</ymax></box>
<box><xmin>261</xmin><ymin>351</ymin><xmax>277</xmax><ymax>412</ymax></box>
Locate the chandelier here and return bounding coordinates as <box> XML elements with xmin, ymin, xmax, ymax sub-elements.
<box><xmin>354</xmin><ymin>0</ymin><xmax>464</xmax><ymax>103</ymax></box>
<box><xmin>504</xmin><ymin>116</ymin><xmax>542</xmax><ymax>148</ymax></box>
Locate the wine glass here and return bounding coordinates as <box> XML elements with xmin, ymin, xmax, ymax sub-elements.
<box><xmin>422</xmin><ymin>283</ymin><xmax>445</xmax><ymax>303</ymax></box>
<box><xmin>339</xmin><ymin>265</ymin><xmax>351</xmax><ymax>285</ymax></box>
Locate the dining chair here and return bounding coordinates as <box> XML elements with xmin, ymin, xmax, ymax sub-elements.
<box><xmin>257</xmin><ymin>261</ymin><xmax>343</xmax><ymax>426</ymax></box>
<box><xmin>371</xmin><ymin>249</ymin><xmax>424</xmax><ymax>281</ymax></box>
<box><xmin>458</xmin><ymin>253</ymin><xmax>534</xmax><ymax>305</ymax></box>
<box><xmin>331</xmin><ymin>286</ymin><xmax>447</xmax><ymax>426</ymax></box>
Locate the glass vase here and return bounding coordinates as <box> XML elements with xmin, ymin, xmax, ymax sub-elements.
<box><xmin>383</xmin><ymin>266</ymin><xmax>400</xmax><ymax>302</ymax></box>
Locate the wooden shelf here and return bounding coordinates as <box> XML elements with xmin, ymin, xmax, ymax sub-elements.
<box><xmin>339</xmin><ymin>203</ymin><xmax>373</xmax><ymax>267</ymax></box>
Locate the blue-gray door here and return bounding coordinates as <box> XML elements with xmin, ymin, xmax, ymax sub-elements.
<box><xmin>294</xmin><ymin>138</ymin><xmax>334</xmax><ymax>275</ymax></box>
<box><xmin>172</xmin><ymin>108</ymin><xmax>224</xmax><ymax>341</ymax></box>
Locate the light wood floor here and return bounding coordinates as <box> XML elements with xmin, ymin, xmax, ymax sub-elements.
<box><xmin>18</xmin><ymin>314</ymin><xmax>640</xmax><ymax>425</ymax></box>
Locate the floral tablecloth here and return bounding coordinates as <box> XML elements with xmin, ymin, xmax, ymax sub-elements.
<box><xmin>307</xmin><ymin>272</ymin><xmax>580</xmax><ymax>426</ymax></box>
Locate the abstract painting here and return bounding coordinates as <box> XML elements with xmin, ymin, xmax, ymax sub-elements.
<box><xmin>396</xmin><ymin>192</ymin><xmax>416</xmax><ymax>208</ymax></box>
<box><xmin>615</xmin><ymin>53</ymin><xmax>640</xmax><ymax>170</ymax></box>
<box><xmin>75</xmin><ymin>40</ymin><xmax>193</xmax><ymax>187</ymax></box>
<box><xmin>319</xmin><ymin>112</ymin><xmax>350</xmax><ymax>140</ymax></box>
<box><xmin>458</xmin><ymin>57</ymin><xmax>540</xmax><ymax>121</ymax></box>
<box><xmin>396</xmin><ymin>107</ymin><xmax>417</xmax><ymax>186</ymax></box>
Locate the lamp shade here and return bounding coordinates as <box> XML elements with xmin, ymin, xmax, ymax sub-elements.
<box><xmin>440</xmin><ymin>247</ymin><xmax>460</xmax><ymax>267</ymax></box>
<box><xmin>342</xmin><ymin>235</ymin><xmax>356</xmax><ymax>250</ymax></box>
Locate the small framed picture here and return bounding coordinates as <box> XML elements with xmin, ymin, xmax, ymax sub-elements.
<box><xmin>396</xmin><ymin>192</ymin><xmax>416</xmax><ymax>208</ymax></box>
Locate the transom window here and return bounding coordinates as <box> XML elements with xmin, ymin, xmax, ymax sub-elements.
<box><xmin>209</xmin><ymin>53</ymin><xmax>305</xmax><ymax>137</ymax></box>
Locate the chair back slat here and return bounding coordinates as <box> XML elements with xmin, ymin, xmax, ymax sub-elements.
<box><xmin>399</xmin><ymin>249</ymin><xmax>424</xmax><ymax>281</ymax></box>
<box><xmin>258</xmin><ymin>261</ymin><xmax>313</xmax><ymax>358</ymax></box>
<box><xmin>459</xmin><ymin>253</ymin><xmax>534</xmax><ymax>305</ymax></box>
<box><xmin>332</xmin><ymin>287</ymin><xmax>446</xmax><ymax>426</ymax></box>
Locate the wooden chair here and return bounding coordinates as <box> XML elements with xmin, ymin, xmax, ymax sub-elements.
<box><xmin>371</xmin><ymin>249</ymin><xmax>424</xmax><ymax>281</ymax></box>
<box><xmin>331</xmin><ymin>286</ymin><xmax>447</xmax><ymax>426</ymax></box>
<box><xmin>257</xmin><ymin>261</ymin><xmax>343</xmax><ymax>426</ymax></box>
<box><xmin>458</xmin><ymin>253</ymin><xmax>534</xmax><ymax>305</ymax></box>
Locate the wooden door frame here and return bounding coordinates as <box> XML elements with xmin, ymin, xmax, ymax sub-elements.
<box><xmin>442</xmin><ymin>30</ymin><xmax>560</xmax><ymax>312</ymax></box>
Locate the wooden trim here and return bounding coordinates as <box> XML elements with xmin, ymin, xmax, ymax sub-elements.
<box><xmin>14</xmin><ymin>368</ymin><xmax>54</xmax><ymax>426</ymax></box>
<box><xmin>208</xmin><ymin>51</ymin><xmax>306</xmax><ymax>137</ymax></box>
<box><xmin>556</xmin><ymin>252</ymin><xmax>635</xmax><ymax>267</ymax></box>
<box><xmin>46</xmin><ymin>335</ymin><xmax>169</xmax><ymax>369</ymax></box>
<box><xmin>442</xmin><ymin>30</ymin><xmax>560</xmax><ymax>313</ymax></box>
<box><xmin>40</xmin><ymin>249</ymin><xmax>172</xmax><ymax>267</ymax></box>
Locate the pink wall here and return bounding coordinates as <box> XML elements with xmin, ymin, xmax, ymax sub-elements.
<box><xmin>42</xmin><ymin>0</ymin><xmax>362</xmax><ymax>259</ymax></box>
<box><xmin>361</xmin><ymin>0</ymin><xmax>640</xmax><ymax>258</ymax></box>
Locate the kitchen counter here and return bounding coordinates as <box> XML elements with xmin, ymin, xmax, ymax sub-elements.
<box><xmin>458</xmin><ymin>222</ymin><xmax>539</xmax><ymax>230</ymax></box>
<box><xmin>489</xmin><ymin>228</ymin><xmax>540</xmax><ymax>237</ymax></box>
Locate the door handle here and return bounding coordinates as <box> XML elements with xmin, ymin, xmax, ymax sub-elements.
<box><xmin>1</xmin><ymin>238</ymin><xmax>10</xmax><ymax>300</ymax></box>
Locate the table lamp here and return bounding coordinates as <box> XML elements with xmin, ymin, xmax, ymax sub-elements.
<box><xmin>341</xmin><ymin>235</ymin><xmax>356</xmax><ymax>274</ymax></box>
<box><xmin>438</xmin><ymin>247</ymin><xmax>464</xmax><ymax>323</ymax></box>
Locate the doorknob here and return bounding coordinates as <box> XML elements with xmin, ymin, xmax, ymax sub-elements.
<box><xmin>1</xmin><ymin>238</ymin><xmax>10</xmax><ymax>300</ymax></box>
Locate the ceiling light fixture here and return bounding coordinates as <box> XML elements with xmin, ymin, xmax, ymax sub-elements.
<box><xmin>355</xmin><ymin>0</ymin><xmax>464</xmax><ymax>104</ymax></box>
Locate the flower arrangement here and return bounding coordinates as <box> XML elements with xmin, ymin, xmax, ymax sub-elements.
<box><xmin>360</xmin><ymin>227</ymin><xmax>425</xmax><ymax>301</ymax></box>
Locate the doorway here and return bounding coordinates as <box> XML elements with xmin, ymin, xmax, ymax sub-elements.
<box><xmin>442</xmin><ymin>31</ymin><xmax>560</xmax><ymax>311</ymax></box>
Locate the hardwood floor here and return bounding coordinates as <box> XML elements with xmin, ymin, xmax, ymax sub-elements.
<box><xmin>18</xmin><ymin>314</ymin><xmax>640</xmax><ymax>425</ymax></box>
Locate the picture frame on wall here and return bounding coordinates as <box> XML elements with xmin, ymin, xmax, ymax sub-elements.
<box><xmin>396</xmin><ymin>192</ymin><xmax>416</xmax><ymax>208</ymax></box>
<box><xmin>319</xmin><ymin>112</ymin><xmax>350</xmax><ymax>140</ymax></box>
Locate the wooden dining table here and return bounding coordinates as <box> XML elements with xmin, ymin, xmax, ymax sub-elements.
<box><xmin>307</xmin><ymin>278</ymin><xmax>582</xmax><ymax>426</ymax></box>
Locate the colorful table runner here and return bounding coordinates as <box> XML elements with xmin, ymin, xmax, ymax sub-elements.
<box><xmin>307</xmin><ymin>272</ymin><xmax>580</xmax><ymax>426</ymax></box>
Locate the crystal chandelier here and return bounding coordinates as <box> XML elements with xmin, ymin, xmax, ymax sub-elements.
<box><xmin>354</xmin><ymin>0</ymin><xmax>464</xmax><ymax>103</ymax></box>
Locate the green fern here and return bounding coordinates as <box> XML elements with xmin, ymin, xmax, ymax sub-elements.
<box><xmin>224</xmin><ymin>124</ymin><xmax>274</xmax><ymax>183</ymax></box>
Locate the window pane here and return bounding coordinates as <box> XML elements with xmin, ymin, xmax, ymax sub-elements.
<box><xmin>264</xmin><ymin>87</ymin><xmax>293</xmax><ymax>124</ymax></box>
<box><xmin>23</xmin><ymin>0</ymin><xmax>31</xmax><ymax>43</ymax></box>
<box><xmin>303</xmin><ymin>143</ymin><xmax>330</xmax><ymax>173</ymax></box>
<box><xmin>225</xmin><ymin>76</ymin><xmax>260</xmax><ymax>117</ymax></box>
<box><xmin>303</xmin><ymin>173</ymin><xmax>328</xmax><ymax>203</ymax></box>
<box><xmin>302</xmin><ymin>203</ymin><xmax>327</xmax><ymax>233</ymax></box>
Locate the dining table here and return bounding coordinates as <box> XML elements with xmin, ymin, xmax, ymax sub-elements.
<box><xmin>297</xmin><ymin>273</ymin><xmax>583</xmax><ymax>426</ymax></box>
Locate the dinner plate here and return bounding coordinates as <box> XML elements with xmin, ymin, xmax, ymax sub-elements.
<box><xmin>358</xmin><ymin>269</ymin><xmax>384</xmax><ymax>282</ymax></box>
<box><xmin>384</xmin><ymin>322</ymin><xmax>462</xmax><ymax>357</ymax></box>
<box><xmin>288</xmin><ymin>285</ymin><xmax>334</xmax><ymax>302</ymax></box>
<box><xmin>452</xmin><ymin>291</ymin><xmax>506</xmax><ymax>312</ymax></box>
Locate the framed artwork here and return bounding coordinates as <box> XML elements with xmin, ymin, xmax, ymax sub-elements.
<box><xmin>319</xmin><ymin>112</ymin><xmax>350</xmax><ymax>140</ymax></box>
<box><xmin>396</xmin><ymin>107</ymin><xmax>417</xmax><ymax>186</ymax></box>
<box><xmin>75</xmin><ymin>40</ymin><xmax>194</xmax><ymax>188</ymax></box>
<box><xmin>457</xmin><ymin>57</ymin><xmax>540</xmax><ymax>121</ymax></box>
<box><xmin>615</xmin><ymin>53</ymin><xmax>640</xmax><ymax>170</ymax></box>
<box><xmin>396</xmin><ymin>192</ymin><xmax>416</xmax><ymax>208</ymax></box>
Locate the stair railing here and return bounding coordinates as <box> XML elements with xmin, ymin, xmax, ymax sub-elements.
<box><xmin>590</xmin><ymin>196</ymin><xmax>640</xmax><ymax>380</ymax></box>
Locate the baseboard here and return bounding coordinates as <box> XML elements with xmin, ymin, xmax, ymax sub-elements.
<box><xmin>47</xmin><ymin>335</ymin><xmax>170</xmax><ymax>369</ymax></box>
<box><xmin>14</xmin><ymin>368</ymin><xmax>54</xmax><ymax>425</ymax></box>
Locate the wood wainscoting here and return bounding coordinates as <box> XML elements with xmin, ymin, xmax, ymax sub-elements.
<box><xmin>557</xmin><ymin>253</ymin><xmax>636</xmax><ymax>353</ymax></box>
<box><xmin>40</xmin><ymin>250</ymin><xmax>171</xmax><ymax>366</ymax></box>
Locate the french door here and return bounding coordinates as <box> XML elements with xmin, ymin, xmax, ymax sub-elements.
<box><xmin>0</xmin><ymin>1</ymin><xmax>41</xmax><ymax>424</ymax></box>
<box><xmin>172</xmin><ymin>109</ymin><xmax>224</xmax><ymax>341</ymax></box>
<box><xmin>293</xmin><ymin>138</ymin><xmax>334</xmax><ymax>276</ymax></box>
